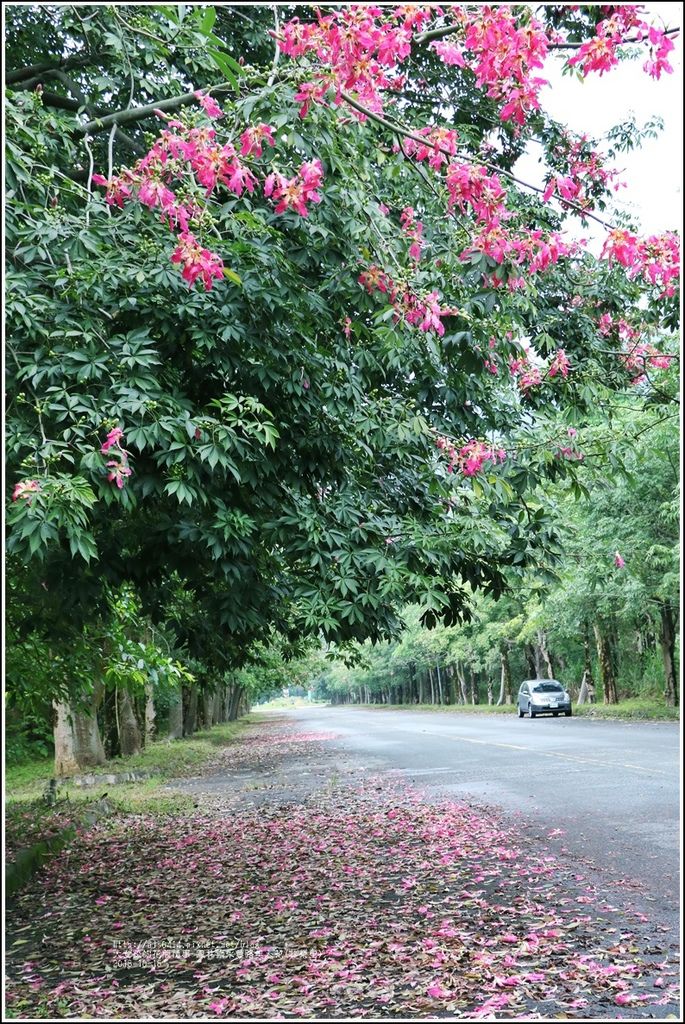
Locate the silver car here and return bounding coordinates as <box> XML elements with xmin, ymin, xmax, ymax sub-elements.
<box><xmin>517</xmin><ymin>679</ymin><xmax>572</xmax><ymax>718</ymax></box>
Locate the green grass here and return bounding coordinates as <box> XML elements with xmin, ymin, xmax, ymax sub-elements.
<box><xmin>5</xmin><ymin>719</ymin><xmax>251</xmax><ymax>806</ymax></box>
<box><xmin>94</xmin><ymin>719</ymin><xmax>248</xmax><ymax>778</ymax></box>
<box><xmin>257</xmin><ymin>696</ymin><xmax>327</xmax><ymax>710</ymax></box>
<box><xmin>359</xmin><ymin>699</ymin><xmax>679</xmax><ymax>721</ymax></box>
<box><xmin>573</xmin><ymin>697</ymin><xmax>679</xmax><ymax>721</ymax></box>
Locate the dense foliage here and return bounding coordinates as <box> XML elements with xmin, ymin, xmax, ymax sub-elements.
<box><xmin>313</xmin><ymin>405</ymin><xmax>679</xmax><ymax>709</ymax></box>
<box><xmin>4</xmin><ymin>4</ymin><xmax>680</xmax><ymax>767</ymax></box>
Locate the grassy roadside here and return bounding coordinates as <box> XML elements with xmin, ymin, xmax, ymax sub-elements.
<box><xmin>5</xmin><ymin>719</ymin><xmax>252</xmax><ymax>887</ymax></box>
<box><xmin>256</xmin><ymin>696</ymin><xmax>328</xmax><ymax>710</ymax></box>
<box><xmin>354</xmin><ymin>698</ymin><xmax>679</xmax><ymax>722</ymax></box>
<box><xmin>6</xmin><ymin>719</ymin><xmax>250</xmax><ymax>804</ymax></box>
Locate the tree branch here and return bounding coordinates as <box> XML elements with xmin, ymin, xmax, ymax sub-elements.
<box><xmin>73</xmin><ymin>85</ymin><xmax>232</xmax><ymax>137</ymax></box>
<box><xmin>9</xmin><ymin>88</ymin><xmax>146</xmax><ymax>157</ymax></box>
<box><xmin>6</xmin><ymin>52</ymin><xmax>104</xmax><ymax>86</ymax></box>
<box><xmin>339</xmin><ymin>91</ymin><xmax>615</xmax><ymax>230</ymax></box>
<box><xmin>414</xmin><ymin>23</ymin><xmax>680</xmax><ymax>47</ymax></box>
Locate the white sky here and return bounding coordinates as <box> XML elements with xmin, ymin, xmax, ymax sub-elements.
<box><xmin>515</xmin><ymin>2</ymin><xmax>683</xmax><ymax>248</ymax></box>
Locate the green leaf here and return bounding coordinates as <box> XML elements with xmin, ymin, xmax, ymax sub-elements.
<box><xmin>199</xmin><ymin>6</ymin><xmax>216</xmax><ymax>34</ymax></box>
<box><xmin>208</xmin><ymin>50</ymin><xmax>240</xmax><ymax>91</ymax></box>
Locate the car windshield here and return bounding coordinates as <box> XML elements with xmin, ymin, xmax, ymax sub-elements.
<box><xmin>531</xmin><ymin>682</ymin><xmax>564</xmax><ymax>693</ymax></box>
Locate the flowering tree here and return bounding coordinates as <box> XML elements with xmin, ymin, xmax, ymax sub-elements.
<box><xmin>5</xmin><ymin>5</ymin><xmax>680</xmax><ymax>687</ymax></box>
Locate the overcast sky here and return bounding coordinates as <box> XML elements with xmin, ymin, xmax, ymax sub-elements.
<box><xmin>515</xmin><ymin>2</ymin><xmax>682</xmax><ymax>249</ymax></box>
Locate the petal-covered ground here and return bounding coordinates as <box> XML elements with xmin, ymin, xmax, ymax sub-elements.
<box><xmin>5</xmin><ymin>717</ymin><xmax>680</xmax><ymax>1019</ymax></box>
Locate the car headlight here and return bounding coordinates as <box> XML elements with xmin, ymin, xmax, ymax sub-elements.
<box><xmin>563</xmin><ymin>692</ymin><xmax>570</xmax><ymax>701</ymax></box>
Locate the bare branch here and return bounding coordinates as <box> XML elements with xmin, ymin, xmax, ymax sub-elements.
<box><xmin>267</xmin><ymin>5</ymin><xmax>281</xmax><ymax>88</ymax></box>
<box><xmin>73</xmin><ymin>88</ymin><xmax>225</xmax><ymax>137</ymax></box>
<box><xmin>6</xmin><ymin>52</ymin><xmax>104</xmax><ymax>86</ymax></box>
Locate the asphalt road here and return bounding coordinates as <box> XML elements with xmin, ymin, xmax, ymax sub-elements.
<box><xmin>274</xmin><ymin>705</ymin><xmax>681</xmax><ymax>927</ymax></box>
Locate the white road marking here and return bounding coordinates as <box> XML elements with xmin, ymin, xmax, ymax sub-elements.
<box><xmin>406</xmin><ymin>730</ymin><xmax>673</xmax><ymax>776</ymax></box>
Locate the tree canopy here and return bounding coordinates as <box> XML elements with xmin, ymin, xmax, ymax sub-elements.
<box><xmin>5</xmin><ymin>4</ymin><xmax>680</xmax><ymax>747</ymax></box>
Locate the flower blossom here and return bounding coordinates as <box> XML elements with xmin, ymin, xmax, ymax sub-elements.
<box><xmin>436</xmin><ymin>435</ymin><xmax>506</xmax><ymax>477</ymax></box>
<box><xmin>265</xmin><ymin>159</ymin><xmax>324</xmax><ymax>217</ymax></box>
<box><xmin>548</xmin><ymin>349</ymin><xmax>570</xmax><ymax>379</ymax></box>
<box><xmin>106</xmin><ymin>456</ymin><xmax>132</xmax><ymax>490</ymax></box>
<box><xmin>101</xmin><ymin>427</ymin><xmax>125</xmax><ymax>453</ymax></box>
<box><xmin>240</xmin><ymin>123</ymin><xmax>276</xmax><ymax>158</ymax></box>
<box><xmin>400</xmin><ymin>206</ymin><xmax>424</xmax><ymax>261</ymax></box>
<box><xmin>171</xmin><ymin>232</ymin><xmax>225</xmax><ymax>290</ymax></box>
<box><xmin>12</xmin><ymin>479</ymin><xmax>41</xmax><ymax>502</ymax></box>
<box><xmin>194</xmin><ymin>90</ymin><xmax>224</xmax><ymax>119</ymax></box>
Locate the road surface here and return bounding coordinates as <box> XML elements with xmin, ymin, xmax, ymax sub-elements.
<box><xmin>267</xmin><ymin>705</ymin><xmax>680</xmax><ymax>928</ymax></box>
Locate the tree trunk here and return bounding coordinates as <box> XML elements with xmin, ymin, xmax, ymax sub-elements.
<box><xmin>524</xmin><ymin>644</ymin><xmax>537</xmax><ymax>678</ymax></box>
<box><xmin>144</xmin><ymin>681</ymin><xmax>156</xmax><ymax>746</ymax></box>
<box><xmin>435</xmin><ymin>663</ymin><xmax>444</xmax><ymax>704</ymax></box>
<box><xmin>202</xmin><ymin>690</ymin><xmax>213</xmax><ymax>730</ymax></box>
<box><xmin>593</xmin><ymin>621</ymin><xmax>618</xmax><ymax>704</ymax></box>
<box><xmin>470</xmin><ymin>669</ymin><xmax>478</xmax><ymax>705</ymax></box>
<box><xmin>53</xmin><ymin>682</ymin><xmax>107</xmax><ymax>776</ymax></box>
<box><xmin>167</xmin><ymin>691</ymin><xmax>184</xmax><ymax>739</ymax></box>
<box><xmin>456</xmin><ymin>663</ymin><xmax>468</xmax><ymax>704</ymax></box>
<box><xmin>537</xmin><ymin>630</ymin><xmax>555</xmax><ymax>679</ymax></box>
<box><xmin>487</xmin><ymin>678</ymin><xmax>494</xmax><ymax>705</ymax></box>
<box><xmin>53</xmin><ymin>702</ymin><xmax>80</xmax><ymax>776</ymax></box>
<box><xmin>576</xmin><ymin>623</ymin><xmax>596</xmax><ymax>705</ymax></box>
<box><xmin>117</xmin><ymin>687</ymin><xmax>142</xmax><ymax>756</ymax></box>
<box><xmin>101</xmin><ymin>686</ymin><xmax>119</xmax><ymax>758</ymax></box>
<box><xmin>228</xmin><ymin>684</ymin><xmax>244</xmax><ymax>721</ymax></box>
<box><xmin>183</xmin><ymin>684</ymin><xmax>198</xmax><ymax>737</ymax></box>
<box><xmin>659</xmin><ymin>601</ymin><xmax>678</xmax><ymax>707</ymax></box>
<box><xmin>447</xmin><ymin>664</ymin><xmax>458</xmax><ymax>705</ymax></box>
<box><xmin>212</xmin><ymin>690</ymin><xmax>222</xmax><ymax>724</ymax></box>
<box><xmin>496</xmin><ymin>645</ymin><xmax>513</xmax><ymax>705</ymax></box>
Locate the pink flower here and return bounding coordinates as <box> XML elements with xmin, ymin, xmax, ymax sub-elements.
<box><xmin>569</xmin><ymin>35</ymin><xmax>619</xmax><ymax>76</ymax></box>
<box><xmin>194</xmin><ymin>90</ymin><xmax>224</xmax><ymax>119</ymax></box>
<box><xmin>548</xmin><ymin>349</ymin><xmax>570</xmax><ymax>379</ymax></box>
<box><xmin>171</xmin><ymin>231</ymin><xmax>224</xmax><ymax>290</ymax></box>
<box><xmin>101</xmin><ymin>427</ymin><xmax>124</xmax><ymax>453</ymax></box>
<box><xmin>519</xmin><ymin>367</ymin><xmax>542</xmax><ymax>392</ymax></box>
<box><xmin>239</xmin><ymin>123</ymin><xmax>276</xmax><ymax>158</ymax></box>
<box><xmin>426</xmin><ymin>982</ymin><xmax>451</xmax><ymax>999</ymax></box>
<box><xmin>91</xmin><ymin>174</ymin><xmax>133</xmax><ymax>208</ymax></box>
<box><xmin>432</xmin><ymin>40</ymin><xmax>466</xmax><ymax>66</ymax></box>
<box><xmin>614</xmin><ymin>551</ymin><xmax>625</xmax><ymax>568</ymax></box>
<box><xmin>137</xmin><ymin>178</ymin><xmax>176</xmax><ymax>212</ymax></box>
<box><xmin>226</xmin><ymin>162</ymin><xmax>257</xmax><ymax>197</ymax></box>
<box><xmin>12</xmin><ymin>479</ymin><xmax>41</xmax><ymax>502</ymax></box>
<box><xmin>106</xmin><ymin>458</ymin><xmax>132</xmax><ymax>490</ymax></box>
<box><xmin>267</xmin><ymin>159</ymin><xmax>324</xmax><ymax>217</ymax></box>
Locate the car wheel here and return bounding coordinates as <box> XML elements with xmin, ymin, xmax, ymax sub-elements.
<box><xmin>553</xmin><ymin>711</ymin><xmax>559</xmax><ymax>717</ymax></box>
<box><xmin>517</xmin><ymin>706</ymin><xmax>524</xmax><ymax>718</ymax></box>
<box><xmin>527</xmin><ymin>704</ymin><xmax>536</xmax><ymax>719</ymax></box>
<box><xmin>565</xmin><ymin>709</ymin><xmax>572</xmax><ymax>717</ymax></box>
